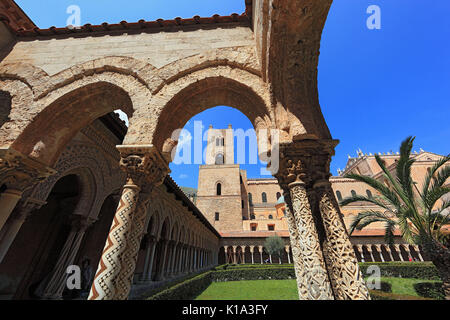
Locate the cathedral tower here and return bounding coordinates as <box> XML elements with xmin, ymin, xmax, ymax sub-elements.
<box><xmin>196</xmin><ymin>125</ymin><xmax>247</xmax><ymax>232</ymax></box>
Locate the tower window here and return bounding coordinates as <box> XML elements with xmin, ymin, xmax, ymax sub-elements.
<box><xmin>336</xmin><ymin>191</ymin><xmax>342</xmax><ymax>201</ymax></box>
<box><xmin>251</xmin><ymin>223</ymin><xmax>257</xmax><ymax>231</ymax></box>
<box><xmin>215</xmin><ymin>212</ymin><xmax>220</xmax><ymax>221</ymax></box>
<box><xmin>216</xmin><ymin>183</ymin><xmax>222</xmax><ymax>196</ymax></box>
<box><xmin>366</xmin><ymin>190</ymin><xmax>373</xmax><ymax>199</ymax></box>
<box><xmin>262</xmin><ymin>192</ymin><xmax>267</xmax><ymax>203</ymax></box>
<box><xmin>216</xmin><ymin>137</ymin><xmax>224</xmax><ymax>146</ymax></box>
<box><xmin>268</xmin><ymin>215</ymin><xmax>273</xmax><ymax>219</ymax></box>
<box><xmin>215</xmin><ymin>153</ymin><xmax>224</xmax><ymax>165</ymax></box>
<box><xmin>351</xmin><ymin>190</ymin><xmax>357</xmax><ymax>197</ymax></box>
<box><xmin>268</xmin><ymin>225</ymin><xmax>275</xmax><ymax>231</ymax></box>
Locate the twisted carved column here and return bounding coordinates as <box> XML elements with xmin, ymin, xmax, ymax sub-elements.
<box><xmin>89</xmin><ymin>146</ymin><xmax>169</xmax><ymax>300</ymax></box>
<box><xmin>275</xmin><ymin>148</ymin><xmax>334</xmax><ymax>300</ymax></box>
<box><xmin>0</xmin><ymin>149</ymin><xmax>56</xmax><ymax>232</ymax></box>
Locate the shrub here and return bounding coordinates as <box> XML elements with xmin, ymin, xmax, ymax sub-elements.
<box><xmin>148</xmin><ymin>271</ymin><xmax>213</xmax><ymax>300</ymax></box>
<box><xmin>359</xmin><ymin>262</ymin><xmax>439</xmax><ymax>280</ymax></box>
<box><xmin>369</xmin><ymin>290</ymin><xmax>433</xmax><ymax>300</ymax></box>
<box><xmin>413</xmin><ymin>282</ymin><xmax>445</xmax><ymax>300</ymax></box>
<box><xmin>212</xmin><ymin>267</ymin><xmax>295</xmax><ymax>282</ymax></box>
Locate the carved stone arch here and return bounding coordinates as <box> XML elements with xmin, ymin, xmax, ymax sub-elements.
<box><xmin>152</xmin><ymin>47</ymin><xmax>262</xmax><ymax>94</ymax></box>
<box><xmin>125</xmin><ymin>66</ymin><xmax>276</xmax><ymax>154</ymax></box>
<box><xmin>0</xmin><ymin>79</ymin><xmax>34</xmax><ymax>147</ymax></box>
<box><xmin>171</xmin><ymin>222</ymin><xmax>179</xmax><ymax>242</ymax></box>
<box><xmin>42</xmin><ymin>56</ymin><xmax>157</xmax><ymax>100</ymax></box>
<box><xmin>159</xmin><ymin>217</ymin><xmax>171</xmax><ymax>241</ymax></box>
<box><xmin>8</xmin><ymin>79</ymin><xmax>137</xmax><ymax>166</ymax></box>
<box><xmin>146</xmin><ymin>208</ymin><xmax>161</xmax><ymax>238</ymax></box>
<box><xmin>0</xmin><ymin>62</ymin><xmax>51</xmax><ymax>95</ymax></box>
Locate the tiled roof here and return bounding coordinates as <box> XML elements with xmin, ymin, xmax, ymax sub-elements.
<box><xmin>1</xmin><ymin>0</ymin><xmax>254</xmax><ymax>38</ymax></box>
<box><xmin>220</xmin><ymin>231</ymin><xmax>290</xmax><ymax>238</ymax></box>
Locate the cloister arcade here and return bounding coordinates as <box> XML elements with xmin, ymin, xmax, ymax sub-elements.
<box><xmin>0</xmin><ymin>0</ymin><xmax>375</xmax><ymax>300</ymax></box>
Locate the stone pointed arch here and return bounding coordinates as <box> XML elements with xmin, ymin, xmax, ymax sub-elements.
<box><xmin>126</xmin><ymin>66</ymin><xmax>277</xmax><ymax>157</ymax></box>
<box><xmin>10</xmin><ymin>81</ymin><xmax>134</xmax><ymax>166</ymax></box>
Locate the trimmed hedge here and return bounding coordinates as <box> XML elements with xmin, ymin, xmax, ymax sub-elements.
<box><xmin>359</xmin><ymin>262</ymin><xmax>440</xmax><ymax>280</ymax></box>
<box><xmin>148</xmin><ymin>271</ymin><xmax>213</xmax><ymax>300</ymax></box>
<box><xmin>213</xmin><ymin>267</ymin><xmax>296</xmax><ymax>282</ymax></box>
<box><xmin>413</xmin><ymin>282</ymin><xmax>445</xmax><ymax>300</ymax></box>
<box><xmin>146</xmin><ymin>262</ymin><xmax>441</xmax><ymax>300</ymax></box>
<box><xmin>369</xmin><ymin>290</ymin><xmax>433</xmax><ymax>300</ymax></box>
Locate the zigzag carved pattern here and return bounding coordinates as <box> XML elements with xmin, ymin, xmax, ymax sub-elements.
<box><xmin>88</xmin><ymin>189</ymin><xmax>137</xmax><ymax>300</ymax></box>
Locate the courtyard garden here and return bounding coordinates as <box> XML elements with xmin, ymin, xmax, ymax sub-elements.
<box><xmin>145</xmin><ymin>262</ymin><xmax>446</xmax><ymax>300</ymax></box>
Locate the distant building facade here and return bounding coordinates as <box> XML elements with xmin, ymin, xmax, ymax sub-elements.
<box><xmin>196</xmin><ymin>126</ymin><xmax>445</xmax><ymax>264</ymax></box>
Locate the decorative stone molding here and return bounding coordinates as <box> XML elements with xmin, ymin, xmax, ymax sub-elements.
<box><xmin>118</xmin><ymin>145</ymin><xmax>170</xmax><ymax>192</ymax></box>
<box><xmin>0</xmin><ymin>148</ymin><xmax>56</xmax><ymax>191</ymax></box>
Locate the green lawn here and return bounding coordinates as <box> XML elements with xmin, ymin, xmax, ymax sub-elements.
<box><xmin>195</xmin><ymin>280</ymin><xmax>299</xmax><ymax>300</ymax></box>
<box><xmin>366</xmin><ymin>277</ymin><xmax>442</xmax><ymax>297</ymax></box>
<box><xmin>195</xmin><ymin>278</ymin><xmax>443</xmax><ymax>300</ymax></box>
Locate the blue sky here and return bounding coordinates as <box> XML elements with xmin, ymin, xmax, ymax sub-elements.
<box><xmin>15</xmin><ymin>0</ymin><xmax>450</xmax><ymax>189</ymax></box>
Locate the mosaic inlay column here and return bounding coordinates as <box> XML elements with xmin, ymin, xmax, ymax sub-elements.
<box><xmin>275</xmin><ymin>149</ymin><xmax>334</xmax><ymax>300</ymax></box>
<box><xmin>89</xmin><ymin>146</ymin><xmax>169</xmax><ymax>300</ymax></box>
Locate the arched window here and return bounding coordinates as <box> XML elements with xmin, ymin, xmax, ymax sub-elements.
<box><xmin>366</xmin><ymin>190</ymin><xmax>373</xmax><ymax>199</ymax></box>
<box><xmin>215</xmin><ymin>153</ymin><xmax>224</xmax><ymax>165</ymax></box>
<box><xmin>216</xmin><ymin>183</ymin><xmax>222</xmax><ymax>196</ymax></box>
<box><xmin>336</xmin><ymin>191</ymin><xmax>342</xmax><ymax>201</ymax></box>
<box><xmin>250</xmin><ymin>214</ymin><xmax>255</xmax><ymax>220</ymax></box>
<box><xmin>268</xmin><ymin>214</ymin><xmax>273</xmax><ymax>219</ymax></box>
<box><xmin>248</xmin><ymin>193</ymin><xmax>253</xmax><ymax>206</ymax></box>
<box><xmin>351</xmin><ymin>190</ymin><xmax>357</xmax><ymax>197</ymax></box>
<box><xmin>262</xmin><ymin>192</ymin><xmax>267</xmax><ymax>203</ymax></box>
<box><xmin>276</xmin><ymin>192</ymin><xmax>281</xmax><ymax>200</ymax></box>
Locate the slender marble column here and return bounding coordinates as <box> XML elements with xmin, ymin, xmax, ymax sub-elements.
<box><xmin>250</xmin><ymin>246</ymin><xmax>254</xmax><ymax>264</ymax></box>
<box><xmin>414</xmin><ymin>245</ymin><xmax>424</xmax><ymax>261</ymax></box>
<box><xmin>386</xmin><ymin>246</ymin><xmax>394</xmax><ymax>261</ymax></box>
<box><xmin>375</xmin><ymin>245</ymin><xmax>385</xmax><ymax>262</ymax></box>
<box><xmin>140</xmin><ymin>235</ymin><xmax>157</xmax><ymax>281</ymax></box>
<box><xmin>285</xmin><ymin>246</ymin><xmax>291</xmax><ymax>264</ymax></box>
<box><xmin>0</xmin><ymin>198</ymin><xmax>46</xmax><ymax>263</ymax></box>
<box><xmin>394</xmin><ymin>244</ymin><xmax>404</xmax><ymax>261</ymax></box>
<box><xmin>42</xmin><ymin>215</ymin><xmax>94</xmax><ymax>299</ymax></box>
<box><xmin>258</xmin><ymin>246</ymin><xmax>263</xmax><ymax>264</ymax></box>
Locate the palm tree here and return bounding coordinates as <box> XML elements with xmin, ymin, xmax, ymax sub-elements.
<box><xmin>340</xmin><ymin>137</ymin><xmax>450</xmax><ymax>300</ymax></box>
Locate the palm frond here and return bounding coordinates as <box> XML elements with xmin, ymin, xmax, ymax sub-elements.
<box><xmin>349</xmin><ymin>210</ymin><xmax>393</xmax><ymax>235</ymax></box>
<box><xmin>384</xmin><ymin>221</ymin><xmax>396</xmax><ymax>245</ymax></box>
<box><xmin>396</xmin><ymin>136</ymin><xmax>416</xmax><ymax>200</ymax></box>
<box><xmin>421</xmin><ymin>155</ymin><xmax>450</xmax><ymax>200</ymax></box>
<box><xmin>343</xmin><ymin>173</ymin><xmax>402</xmax><ymax>209</ymax></box>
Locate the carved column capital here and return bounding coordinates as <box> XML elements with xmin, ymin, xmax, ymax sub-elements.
<box><xmin>12</xmin><ymin>197</ymin><xmax>47</xmax><ymax>221</ymax></box>
<box><xmin>0</xmin><ymin>148</ymin><xmax>56</xmax><ymax>192</ymax></box>
<box><xmin>68</xmin><ymin>214</ymin><xmax>97</xmax><ymax>232</ymax></box>
<box><xmin>118</xmin><ymin>145</ymin><xmax>170</xmax><ymax>192</ymax></box>
<box><xmin>274</xmin><ymin>139</ymin><xmax>338</xmax><ymax>191</ymax></box>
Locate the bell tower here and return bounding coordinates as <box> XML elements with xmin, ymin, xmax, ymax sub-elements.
<box><xmin>197</xmin><ymin>125</ymin><xmax>245</xmax><ymax>233</ymax></box>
